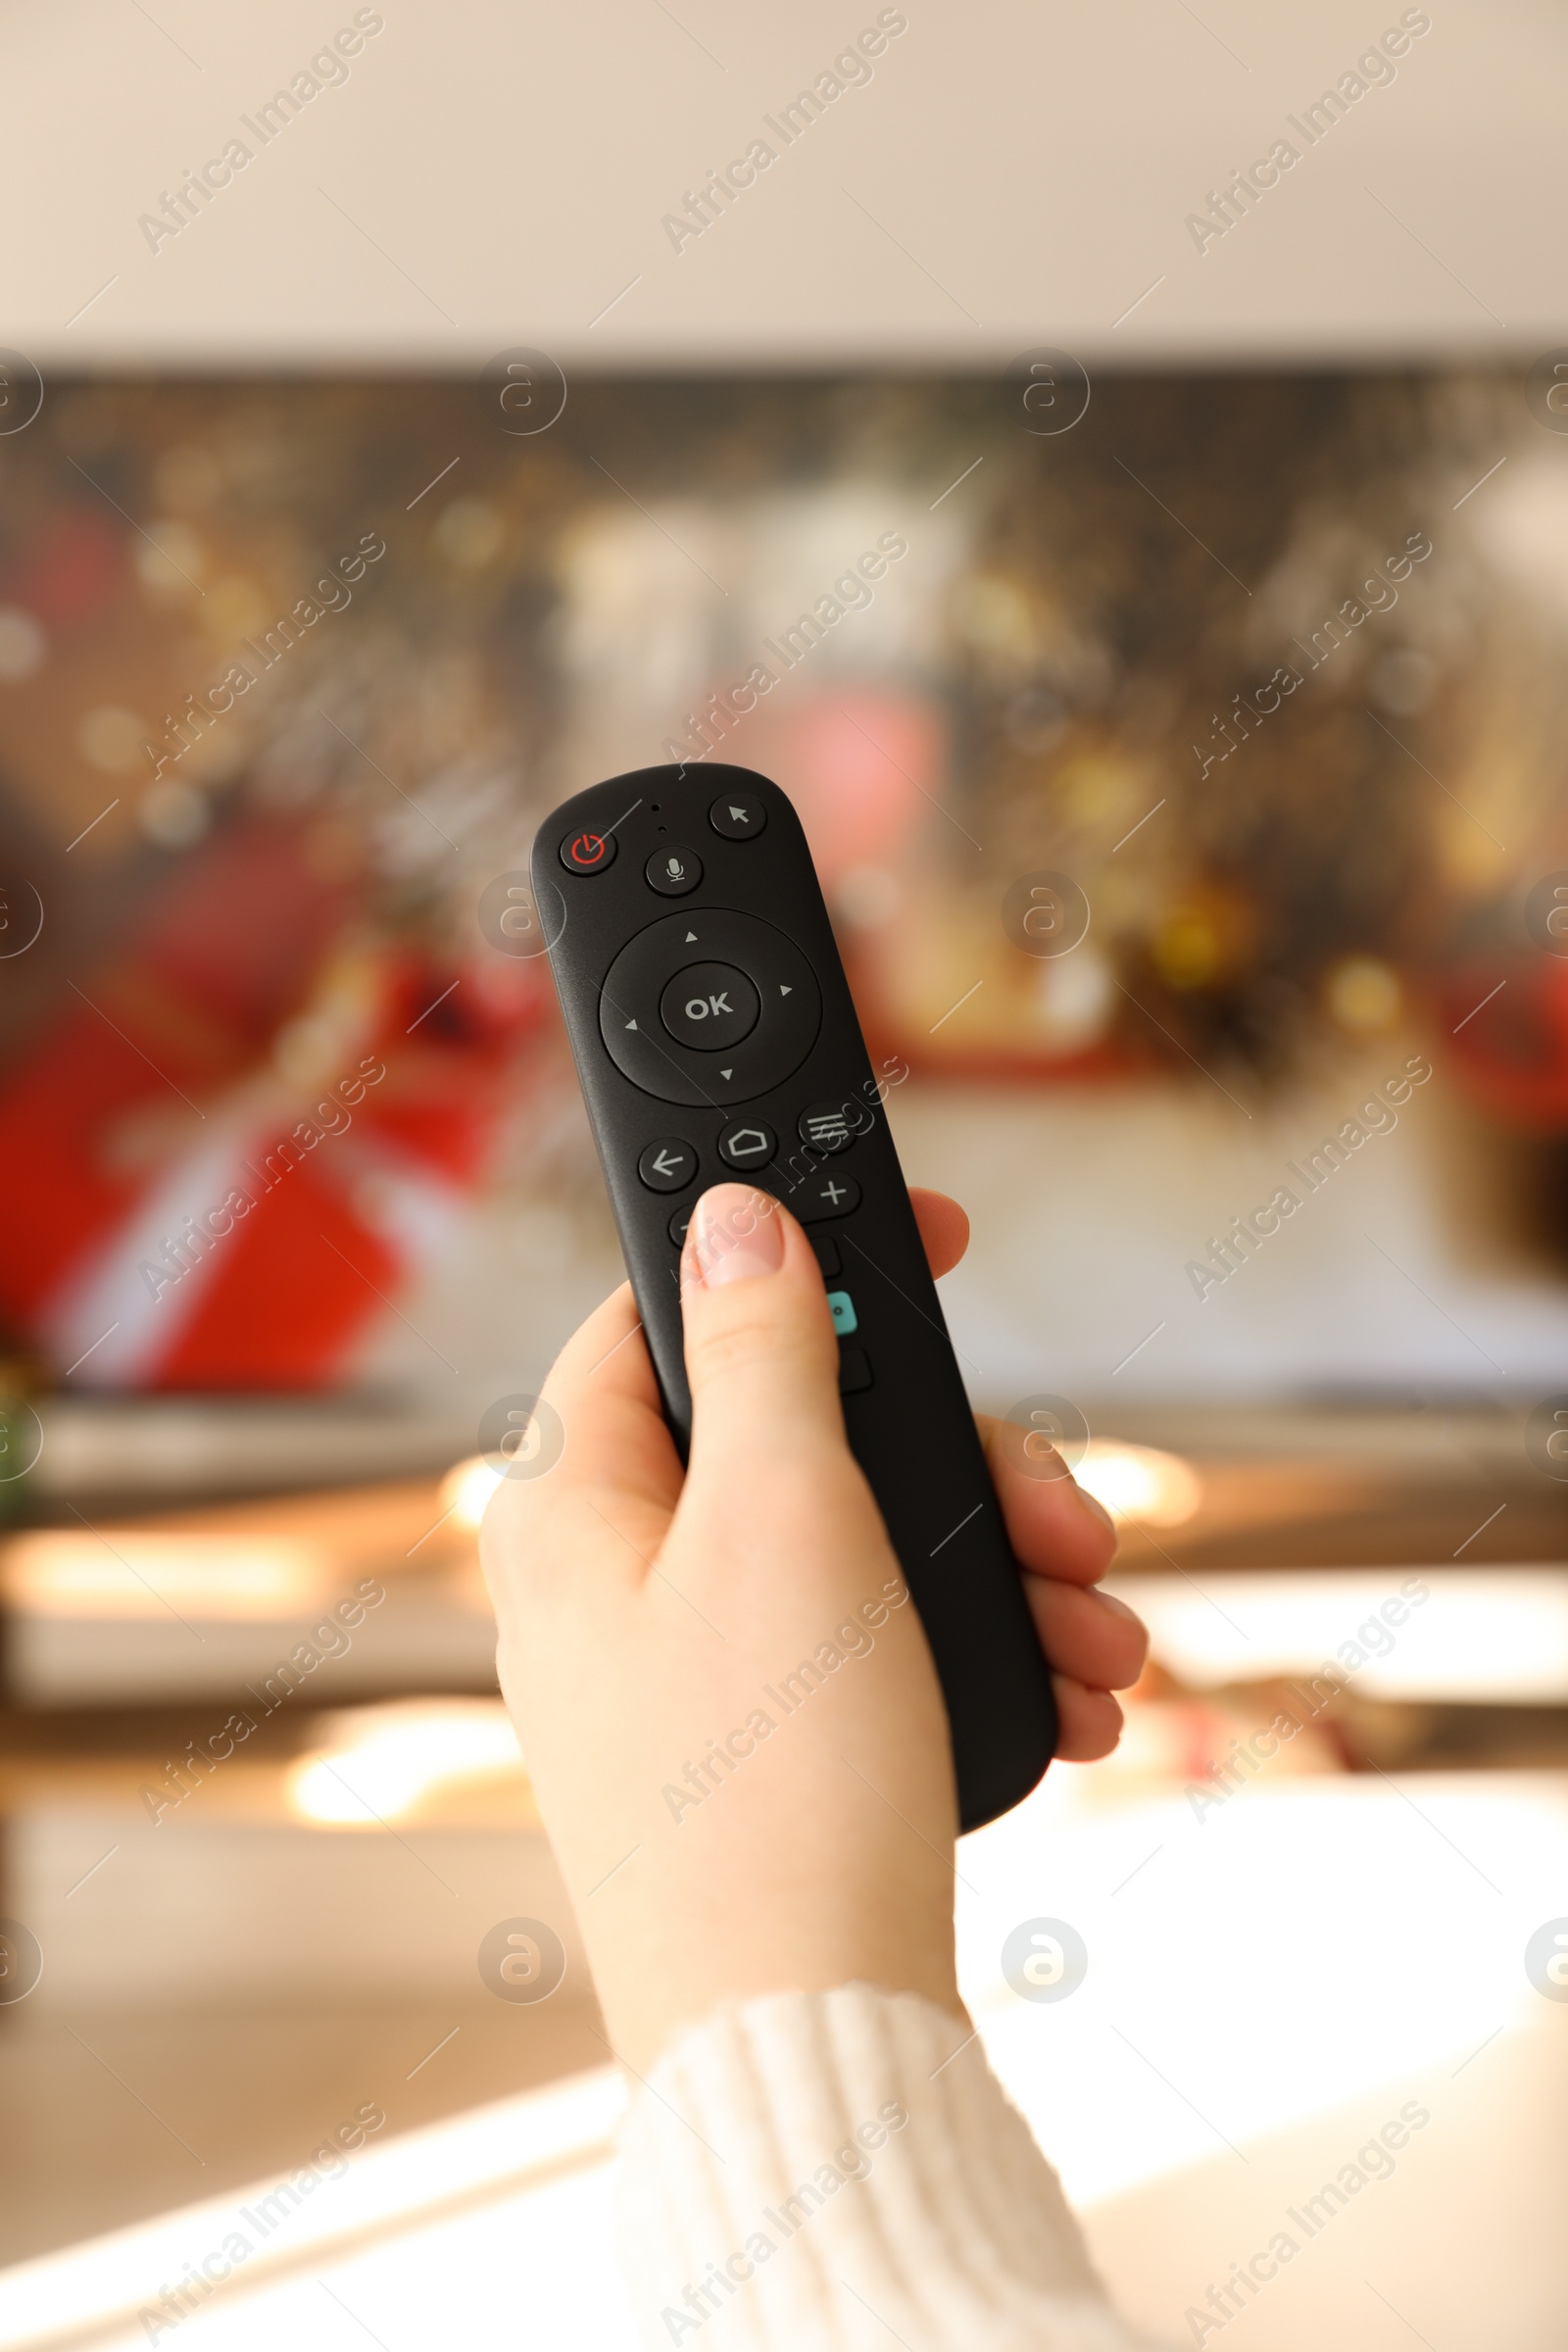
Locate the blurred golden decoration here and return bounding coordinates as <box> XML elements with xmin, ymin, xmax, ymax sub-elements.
<box><xmin>1152</xmin><ymin>911</ymin><xmax>1217</xmax><ymax>991</ymax></box>
<box><xmin>138</xmin><ymin>778</ymin><xmax>209</xmax><ymax>847</ymax></box>
<box><xmin>950</xmin><ymin>572</ymin><xmax>1034</xmax><ymax>668</ymax></box>
<box><xmin>1151</xmin><ymin>885</ymin><xmax>1258</xmax><ymax>994</ymax></box>
<box><xmin>1058</xmin><ymin>753</ymin><xmax>1139</xmax><ymax>831</ymax></box>
<box><xmin>133</xmin><ymin>518</ymin><xmax>205</xmax><ymax>597</ymax></box>
<box><xmin>433</xmin><ymin>497</ymin><xmax>505</xmax><ymax>568</ymax></box>
<box><xmin>78</xmin><ymin>704</ymin><xmax>147</xmax><ymax>773</ymax></box>
<box><xmin>203</xmin><ymin>573</ymin><xmax>272</xmax><ymax>642</ymax></box>
<box><xmin>1324</xmin><ymin>955</ymin><xmax>1402</xmax><ymax>1032</ymax></box>
<box><xmin>1436</xmin><ymin>807</ymin><xmax>1512</xmax><ymax>891</ymax></box>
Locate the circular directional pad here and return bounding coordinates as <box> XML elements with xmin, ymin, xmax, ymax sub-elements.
<box><xmin>599</xmin><ymin>910</ymin><xmax>821</xmax><ymax>1107</ymax></box>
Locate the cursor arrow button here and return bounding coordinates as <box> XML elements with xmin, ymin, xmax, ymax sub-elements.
<box><xmin>708</xmin><ymin>792</ymin><xmax>768</xmax><ymax>842</ymax></box>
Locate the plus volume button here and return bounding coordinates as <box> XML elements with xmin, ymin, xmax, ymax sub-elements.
<box><xmin>793</xmin><ymin>1171</ymin><xmax>860</xmax><ymax>1221</ymax></box>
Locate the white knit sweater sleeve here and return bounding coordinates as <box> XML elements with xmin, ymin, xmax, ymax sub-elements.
<box><xmin>613</xmin><ymin>1983</ymin><xmax>1164</xmax><ymax>2352</ymax></box>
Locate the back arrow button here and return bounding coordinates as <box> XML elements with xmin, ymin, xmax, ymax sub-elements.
<box><xmin>638</xmin><ymin>1137</ymin><xmax>699</xmax><ymax>1193</ymax></box>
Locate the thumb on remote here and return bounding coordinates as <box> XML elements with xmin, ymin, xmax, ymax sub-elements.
<box><xmin>680</xmin><ymin>1185</ymin><xmax>846</xmax><ymax>1478</ymax></box>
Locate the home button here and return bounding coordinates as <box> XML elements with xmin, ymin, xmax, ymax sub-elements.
<box><xmin>718</xmin><ymin>1120</ymin><xmax>777</xmax><ymax>1168</ymax></box>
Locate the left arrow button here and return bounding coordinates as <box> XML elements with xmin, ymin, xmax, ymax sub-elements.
<box><xmin>638</xmin><ymin>1137</ymin><xmax>699</xmax><ymax>1193</ymax></box>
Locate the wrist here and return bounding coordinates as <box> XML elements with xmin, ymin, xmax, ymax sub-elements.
<box><xmin>582</xmin><ymin>1869</ymin><xmax>964</xmax><ymax>2076</ymax></box>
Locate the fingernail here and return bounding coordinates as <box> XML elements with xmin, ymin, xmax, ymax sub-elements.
<box><xmin>1075</xmin><ymin>1486</ymin><xmax>1115</xmax><ymax>1532</ymax></box>
<box><xmin>692</xmin><ymin>1186</ymin><xmax>784</xmax><ymax>1288</ymax></box>
<box><xmin>1095</xmin><ymin>1589</ymin><xmax>1139</xmax><ymax>1623</ymax></box>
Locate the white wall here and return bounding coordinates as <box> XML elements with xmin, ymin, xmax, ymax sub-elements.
<box><xmin>890</xmin><ymin>1062</ymin><xmax>1568</xmax><ymax>1407</ymax></box>
<box><xmin>6</xmin><ymin>0</ymin><xmax>1564</xmax><ymax>369</ymax></box>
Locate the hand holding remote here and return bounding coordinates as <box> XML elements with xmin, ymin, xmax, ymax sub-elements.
<box><xmin>480</xmin><ymin>1183</ymin><xmax>1145</xmax><ymax>2074</ymax></box>
<box><xmin>536</xmin><ymin>760</ymin><xmax>1094</xmax><ymax>1826</ymax></box>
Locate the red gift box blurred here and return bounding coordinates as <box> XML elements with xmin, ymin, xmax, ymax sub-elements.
<box><xmin>1441</xmin><ymin>951</ymin><xmax>1568</xmax><ymax>1132</ymax></box>
<box><xmin>0</xmin><ymin>812</ymin><xmax>547</xmax><ymax>1388</ymax></box>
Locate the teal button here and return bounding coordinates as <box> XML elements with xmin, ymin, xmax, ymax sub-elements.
<box><xmin>826</xmin><ymin>1290</ymin><xmax>858</xmax><ymax>1337</ymax></box>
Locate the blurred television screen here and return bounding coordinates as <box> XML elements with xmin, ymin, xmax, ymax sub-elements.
<box><xmin>1</xmin><ymin>368</ymin><xmax>1565</xmax><ymax>1421</ymax></box>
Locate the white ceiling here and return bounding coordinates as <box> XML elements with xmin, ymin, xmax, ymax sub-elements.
<box><xmin>5</xmin><ymin>0</ymin><xmax>1564</xmax><ymax>369</ymax></box>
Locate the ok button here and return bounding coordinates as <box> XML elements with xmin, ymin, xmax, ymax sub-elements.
<box><xmin>659</xmin><ymin>961</ymin><xmax>760</xmax><ymax>1052</ymax></box>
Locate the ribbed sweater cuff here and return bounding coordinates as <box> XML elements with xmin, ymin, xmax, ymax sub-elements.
<box><xmin>613</xmin><ymin>1982</ymin><xmax>1160</xmax><ymax>2352</ymax></box>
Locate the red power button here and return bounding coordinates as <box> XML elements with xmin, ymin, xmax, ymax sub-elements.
<box><xmin>560</xmin><ymin>827</ymin><xmax>617</xmax><ymax>875</ymax></box>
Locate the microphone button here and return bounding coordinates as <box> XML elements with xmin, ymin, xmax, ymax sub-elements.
<box><xmin>644</xmin><ymin>846</ymin><xmax>704</xmax><ymax>897</ymax></box>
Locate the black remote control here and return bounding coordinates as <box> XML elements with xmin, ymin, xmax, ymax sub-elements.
<box><xmin>532</xmin><ymin>762</ymin><xmax>1056</xmax><ymax>1831</ymax></box>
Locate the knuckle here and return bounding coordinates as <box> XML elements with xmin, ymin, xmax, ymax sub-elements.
<box><xmin>685</xmin><ymin>1305</ymin><xmax>826</xmax><ymax>1391</ymax></box>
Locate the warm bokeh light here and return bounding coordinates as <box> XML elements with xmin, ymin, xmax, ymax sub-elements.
<box><xmin>440</xmin><ymin>1454</ymin><xmax>506</xmax><ymax>1531</ymax></box>
<box><xmin>286</xmin><ymin>1699</ymin><xmax>522</xmax><ymax>1825</ymax></box>
<box><xmin>1324</xmin><ymin>953</ymin><xmax>1403</xmax><ymax>1031</ymax></box>
<box><xmin>1074</xmin><ymin>1442</ymin><xmax>1203</xmax><ymax>1527</ymax></box>
<box><xmin>1106</xmin><ymin>1567</ymin><xmax>1568</xmax><ymax>1702</ymax></box>
<box><xmin>0</xmin><ymin>1533</ymin><xmax>326</xmax><ymax>1618</ymax></box>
